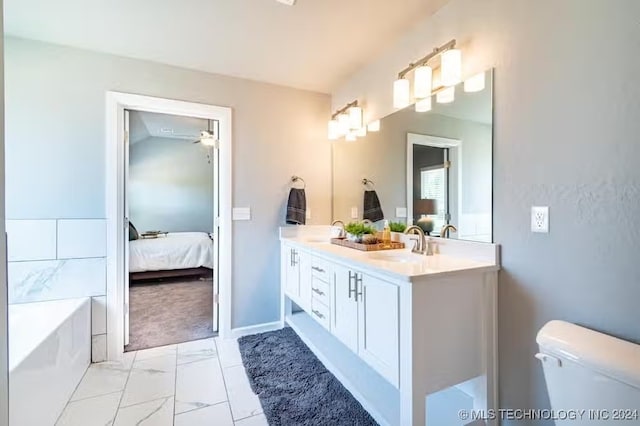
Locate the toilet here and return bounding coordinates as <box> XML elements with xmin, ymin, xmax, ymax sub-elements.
<box><xmin>537</xmin><ymin>320</ymin><xmax>640</xmax><ymax>425</ymax></box>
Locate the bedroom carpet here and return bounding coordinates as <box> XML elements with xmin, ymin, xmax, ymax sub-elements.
<box><xmin>125</xmin><ymin>277</ymin><xmax>215</xmax><ymax>351</ymax></box>
<box><xmin>238</xmin><ymin>327</ymin><xmax>378</xmax><ymax>426</ymax></box>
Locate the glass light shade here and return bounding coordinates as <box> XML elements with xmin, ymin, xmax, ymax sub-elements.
<box><xmin>464</xmin><ymin>72</ymin><xmax>485</xmax><ymax>92</ymax></box>
<box><xmin>356</xmin><ymin>127</ymin><xmax>367</xmax><ymax>137</ymax></box>
<box><xmin>328</xmin><ymin>119</ymin><xmax>339</xmax><ymax>140</ymax></box>
<box><xmin>345</xmin><ymin>131</ymin><xmax>357</xmax><ymax>142</ymax></box>
<box><xmin>337</xmin><ymin>113</ymin><xmax>350</xmax><ymax>135</ymax></box>
<box><xmin>436</xmin><ymin>86</ymin><xmax>455</xmax><ymax>104</ymax></box>
<box><xmin>349</xmin><ymin>106</ymin><xmax>363</xmax><ymax>130</ymax></box>
<box><xmin>441</xmin><ymin>49</ymin><xmax>462</xmax><ymax>86</ymax></box>
<box><xmin>415</xmin><ymin>97</ymin><xmax>432</xmax><ymax>112</ymax></box>
<box><xmin>413</xmin><ymin>65</ymin><xmax>433</xmax><ymax>99</ymax></box>
<box><xmin>367</xmin><ymin>120</ymin><xmax>381</xmax><ymax>132</ymax></box>
<box><xmin>393</xmin><ymin>78</ymin><xmax>410</xmax><ymax>109</ymax></box>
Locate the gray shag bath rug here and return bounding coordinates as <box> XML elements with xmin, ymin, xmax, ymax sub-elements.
<box><xmin>238</xmin><ymin>327</ymin><xmax>378</xmax><ymax>426</ymax></box>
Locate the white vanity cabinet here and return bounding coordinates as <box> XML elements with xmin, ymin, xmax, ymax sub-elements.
<box><xmin>332</xmin><ymin>263</ymin><xmax>400</xmax><ymax>386</ymax></box>
<box><xmin>282</xmin><ymin>243</ymin><xmax>311</xmax><ymax>312</ymax></box>
<box><xmin>280</xmin><ymin>229</ymin><xmax>499</xmax><ymax>426</ymax></box>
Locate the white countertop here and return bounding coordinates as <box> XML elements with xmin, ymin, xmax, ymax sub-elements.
<box><xmin>282</xmin><ymin>235</ymin><xmax>500</xmax><ymax>282</ymax></box>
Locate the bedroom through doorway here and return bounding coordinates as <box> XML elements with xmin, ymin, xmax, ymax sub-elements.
<box><xmin>124</xmin><ymin>110</ymin><xmax>219</xmax><ymax>352</ymax></box>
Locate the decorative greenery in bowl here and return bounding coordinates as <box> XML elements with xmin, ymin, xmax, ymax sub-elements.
<box><xmin>388</xmin><ymin>222</ymin><xmax>407</xmax><ymax>233</ymax></box>
<box><xmin>344</xmin><ymin>222</ymin><xmax>378</xmax><ymax>244</ymax></box>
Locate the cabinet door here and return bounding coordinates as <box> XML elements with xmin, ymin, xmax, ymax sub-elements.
<box><xmin>331</xmin><ymin>263</ymin><xmax>359</xmax><ymax>353</ymax></box>
<box><xmin>297</xmin><ymin>250</ymin><xmax>311</xmax><ymax>312</ymax></box>
<box><xmin>357</xmin><ymin>273</ymin><xmax>399</xmax><ymax>387</ymax></box>
<box><xmin>284</xmin><ymin>246</ymin><xmax>300</xmax><ymax>298</ymax></box>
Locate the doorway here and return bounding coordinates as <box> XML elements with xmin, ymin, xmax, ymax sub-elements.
<box><xmin>106</xmin><ymin>92</ymin><xmax>232</xmax><ymax>361</ymax></box>
<box><xmin>124</xmin><ymin>110</ymin><xmax>218</xmax><ymax>351</ymax></box>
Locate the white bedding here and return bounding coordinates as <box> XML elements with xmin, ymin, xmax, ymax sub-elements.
<box><xmin>129</xmin><ymin>232</ymin><xmax>214</xmax><ymax>273</ymax></box>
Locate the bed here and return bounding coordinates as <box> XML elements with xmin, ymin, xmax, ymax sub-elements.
<box><xmin>129</xmin><ymin>232</ymin><xmax>214</xmax><ymax>281</ymax></box>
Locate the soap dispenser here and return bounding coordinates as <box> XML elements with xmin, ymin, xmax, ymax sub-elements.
<box><xmin>382</xmin><ymin>220</ymin><xmax>391</xmax><ymax>247</ymax></box>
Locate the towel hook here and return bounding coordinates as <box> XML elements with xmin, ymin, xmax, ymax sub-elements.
<box><xmin>362</xmin><ymin>178</ymin><xmax>375</xmax><ymax>188</ymax></box>
<box><xmin>291</xmin><ymin>175</ymin><xmax>306</xmax><ymax>189</ymax></box>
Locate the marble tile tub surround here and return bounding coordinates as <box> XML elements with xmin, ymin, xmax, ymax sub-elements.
<box><xmin>6</xmin><ymin>218</ymin><xmax>108</xmax><ymax>360</ymax></box>
<box><xmin>57</xmin><ymin>337</ymin><xmax>267</xmax><ymax>426</ymax></box>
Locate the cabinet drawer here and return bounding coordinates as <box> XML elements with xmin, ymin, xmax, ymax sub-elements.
<box><xmin>311</xmin><ymin>256</ymin><xmax>331</xmax><ymax>282</ymax></box>
<box><xmin>310</xmin><ymin>276</ymin><xmax>330</xmax><ymax>306</ymax></box>
<box><xmin>310</xmin><ymin>298</ymin><xmax>330</xmax><ymax>330</ymax></box>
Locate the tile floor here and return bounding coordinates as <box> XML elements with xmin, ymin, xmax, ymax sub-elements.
<box><xmin>56</xmin><ymin>337</ymin><xmax>267</xmax><ymax>426</ymax></box>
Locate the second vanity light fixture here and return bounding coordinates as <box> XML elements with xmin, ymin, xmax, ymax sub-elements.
<box><xmin>393</xmin><ymin>39</ymin><xmax>485</xmax><ymax>112</ymax></box>
<box><xmin>328</xmin><ymin>100</ymin><xmax>380</xmax><ymax>141</ymax></box>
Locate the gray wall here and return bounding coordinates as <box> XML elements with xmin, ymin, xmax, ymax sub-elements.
<box><xmin>5</xmin><ymin>37</ymin><xmax>332</xmax><ymax>329</ymax></box>
<box><xmin>332</xmin><ymin>0</ymin><xmax>640</xmax><ymax>422</ymax></box>
<box><xmin>129</xmin><ymin>136</ymin><xmax>214</xmax><ymax>233</ymax></box>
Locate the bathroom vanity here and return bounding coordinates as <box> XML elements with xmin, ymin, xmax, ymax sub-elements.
<box><xmin>280</xmin><ymin>226</ymin><xmax>499</xmax><ymax>426</ymax></box>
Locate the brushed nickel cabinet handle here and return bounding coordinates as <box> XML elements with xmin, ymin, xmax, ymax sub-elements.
<box><xmin>312</xmin><ymin>266</ymin><xmax>325</xmax><ymax>273</ymax></box>
<box><xmin>312</xmin><ymin>288</ymin><xmax>325</xmax><ymax>296</ymax></box>
<box><xmin>312</xmin><ymin>309</ymin><xmax>325</xmax><ymax>319</ymax></box>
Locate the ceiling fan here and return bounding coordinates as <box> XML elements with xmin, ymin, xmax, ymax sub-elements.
<box><xmin>170</xmin><ymin>119</ymin><xmax>218</xmax><ymax>146</ymax></box>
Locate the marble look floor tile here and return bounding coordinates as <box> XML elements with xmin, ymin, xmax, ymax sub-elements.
<box><xmin>177</xmin><ymin>337</ymin><xmax>217</xmax><ymax>365</ymax></box>
<box><xmin>235</xmin><ymin>414</ymin><xmax>269</xmax><ymax>426</ymax></box>
<box><xmin>120</xmin><ymin>355</ymin><xmax>176</xmax><ymax>407</ymax></box>
<box><xmin>56</xmin><ymin>391</ymin><xmax>121</xmax><ymax>426</ymax></box>
<box><xmin>71</xmin><ymin>354</ymin><xmax>136</xmax><ymax>401</ymax></box>
<box><xmin>174</xmin><ymin>402</ymin><xmax>234</xmax><ymax>426</ymax></box>
<box><xmin>134</xmin><ymin>344</ymin><xmax>176</xmax><ymax>361</ymax></box>
<box><xmin>175</xmin><ymin>357</ymin><xmax>227</xmax><ymax>414</ymax></box>
<box><xmin>215</xmin><ymin>337</ymin><xmax>243</xmax><ymax>368</ymax></box>
<box><xmin>113</xmin><ymin>396</ymin><xmax>174</xmax><ymax>426</ymax></box>
<box><xmin>223</xmin><ymin>365</ymin><xmax>263</xmax><ymax>420</ymax></box>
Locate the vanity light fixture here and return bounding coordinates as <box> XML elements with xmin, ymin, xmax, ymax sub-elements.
<box><xmin>367</xmin><ymin>120</ymin><xmax>381</xmax><ymax>132</ymax></box>
<box><xmin>464</xmin><ymin>72</ymin><xmax>486</xmax><ymax>92</ymax></box>
<box><xmin>393</xmin><ymin>39</ymin><xmax>461</xmax><ymax>109</ymax></box>
<box><xmin>345</xmin><ymin>131</ymin><xmax>357</xmax><ymax>142</ymax></box>
<box><xmin>328</xmin><ymin>100</ymin><xmax>367</xmax><ymax>141</ymax></box>
<box><xmin>356</xmin><ymin>126</ymin><xmax>367</xmax><ymax>137</ymax></box>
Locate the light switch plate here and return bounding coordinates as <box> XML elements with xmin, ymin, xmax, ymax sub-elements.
<box><xmin>232</xmin><ymin>207</ymin><xmax>251</xmax><ymax>221</ymax></box>
<box><xmin>531</xmin><ymin>206</ymin><xmax>549</xmax><ymax>233</ymax></box>
<box><xmin>351</xmin><ymin>207</ymin><xmax>359</xmax><ymax>219</ymax></box>
<box><xmin>396</xmin><ymin>207</ymin><xmax>407</xmax><ymax>218</ymax></box>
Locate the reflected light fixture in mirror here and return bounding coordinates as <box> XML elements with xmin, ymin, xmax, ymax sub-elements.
<box><xmin>464</xmin><ymin>72</ymin><xmax>486</xmax><ymax>92</ymax></box>
<box><xmin>436</xmin><ymin>86</ymin><xmax>455</xmax><ymax>103</ymax></box>
<box><xmin>415</xmin><ymin>96</ymin><xmax>432</xmax><ymax>112</ymax></box>
<box><xmin>367</xmin><ymin>120</ymin><xmax>381</xmax><ymax>132</ymax></box>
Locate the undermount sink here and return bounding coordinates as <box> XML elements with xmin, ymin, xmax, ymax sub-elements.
<box><xmin>367</xmin><ymin>251</ymin><xmax>424</xmax><ymax>264</ymax></box>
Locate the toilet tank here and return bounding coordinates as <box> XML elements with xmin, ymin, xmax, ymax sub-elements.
<box><xmin>537</xmin><ymin>320</ymin><xmax>640</xmax><ymax>425</ymax></box>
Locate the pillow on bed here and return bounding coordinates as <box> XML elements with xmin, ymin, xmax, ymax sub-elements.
<box><xmin>129</xmin><ymin>222</ymin><xmax>139</xmax><ymax>241</ymax></box>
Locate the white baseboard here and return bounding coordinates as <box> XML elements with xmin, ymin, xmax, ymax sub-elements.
<box><xmin>228</xmin><ymin>321</ymin><xmax>282</xmax><ymax>339</ymax></box>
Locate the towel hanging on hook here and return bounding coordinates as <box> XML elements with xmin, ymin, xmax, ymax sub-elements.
<box><xmin>291</xmin><ymin>175</ymin><xmax>306</xmax><ymax>189</ymax></box>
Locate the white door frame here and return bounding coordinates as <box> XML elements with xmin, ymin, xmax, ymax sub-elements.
<box><xmin>406</xmin><ymin>133</ymin><xmax>461</xmax><ymax>228</ymax></box>
<box><xmin>106</xmin><ymin>91</ymin><xmax>233</xmax><ymax>361</ymax></box>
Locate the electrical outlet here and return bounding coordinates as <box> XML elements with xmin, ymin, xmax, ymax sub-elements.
<box><xmin>531</xmin><ymin>206</ymin><xmax>549</xmax><ymax>233</ymax></box>
<box><xmin>351</xmin><ymin>207</ymin><xmax>359</xmax><ymax>219</ymax></box>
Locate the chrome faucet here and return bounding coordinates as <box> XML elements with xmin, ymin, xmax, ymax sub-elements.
<box><xmin>331</xmin><ymin>220</ymin><xmax>346</xmax><ymax>238</ymax></box>
<box><xmin>440</xmin><ymin>224</ymin><xmax>457</xmax><ymax>239</ymax></box>
<box><xmin>404</xmin><ymin>226</ymin><xmax>426</xmax><ymax>254</ymax></box>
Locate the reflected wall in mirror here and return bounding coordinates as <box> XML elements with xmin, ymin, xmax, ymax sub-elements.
<box><xmin>332</xmin><ymin>69</ymin><xmax>493</xmax><ymax>242</ymax></box>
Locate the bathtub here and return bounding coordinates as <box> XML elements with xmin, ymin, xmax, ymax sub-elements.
<box><xmin>9</xmin><ymin>298</ymin><xmax>91</xmax><ymax>426</ymax></box>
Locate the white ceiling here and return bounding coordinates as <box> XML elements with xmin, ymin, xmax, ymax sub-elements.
<box><xmin>4</xmin><ymin>0</ymin><xmax>450</xmax><ymax>93</ymax></box>
<box><xmin>129</xmin><ymin>110</ymin><xmax>209</xmax><ymax>144</ymax></box>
